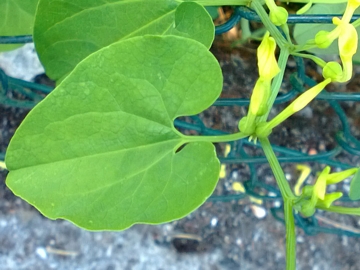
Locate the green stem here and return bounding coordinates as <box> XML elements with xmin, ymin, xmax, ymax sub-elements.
<box><xmin>182</xmin><ymin>131</ymin><xmax>248</xmax><ymax>143</ymax></box>
<box><xmin>317</xmin><ymin>205</ymin><xmax>360</xmax><ymax>215</ymax></box>
<box><xmin>259</xmin><ymin>48</ymin><xmax>290</xmax><ymax>122</ymax></box>
<box><xmin>294</xmin><ymin>40</ymin><xmax>319</xmax><ymax>53</ymax></box>
<box><xmin>251</xmin><ymin>0</ymin><xmax>288</xmax><ymax>50</ymax></box>
<box><xmin>281</xmin><ymin>24</ymin><xmax>293</xmax><ymax>45</ymax></box>
<box><xmin>259</xmin><ymin>137</ymin><xmax>295</xmax><ymax>199</ymax></box>
<box><xmin>240</xmin><ymin>18</ymin><xmax>252</xmax><ymax>42</ymax></box>
<box><xmin>260</xmin><ymin>137</ymin><xmax>296</xmax><ymax>270</ymax></box>
<box><xmin>285</xmin><ymin>200</ymin><xmax>296</xmax><ymax>270</ymax></box>
<box><xmin>292</xmin><ymin>52</ymin><xmax>327</xmax><ymax>68</ymax></box>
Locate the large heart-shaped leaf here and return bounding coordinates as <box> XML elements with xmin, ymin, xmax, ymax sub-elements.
<box><xmin>0</xmin><ymin>0</ymin><xmax>38</xmax><ymax>52</ymax></box>
<box><xmin>34</xmin><ymin>0</ymin><xmax>214</xmax><ymax>81</ymax></box>
<box><xmin>6</xmin><ymin>35</ymin><xmax>222</xmax><ymax>230</ymax></box>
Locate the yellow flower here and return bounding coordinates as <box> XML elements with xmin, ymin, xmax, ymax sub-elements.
<box><xmin>239</xmin><ymin>31</ymin><xmax>280</xmax><ymax>134</ymax></box>
<box><xmin>255</xmin><ymin>79</ymin><xmax>331</xmax><ymax>138</ymax></box>
<box><xmin>342</xmin><ymin>0</ymin><xmax>360</xmax><ymax>23</ymax></box>
<box><xmin>257</xmin><ymin>32</ymin><xmax>280</xmax><ymax>80</ymax></box>
<box><xmin>249</xmin><ymin>32</ymin><xmax>280</xmax><ymax>117</ymax></box>
<box><xmin>297</xmin><ymin>167</ymin><xmax>358</xmax><ymax>217</ymax></box>
<box><xmin>334</xmin><ymin>18</ymin><xmax>358</xmax><ymax>60</ymax></box>
<box><xmin>330</xmin><ymin>18</ymin><xmax>358</xmax><ymax>82</ymax></box>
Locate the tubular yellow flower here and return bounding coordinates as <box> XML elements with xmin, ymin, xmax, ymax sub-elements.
<box><xmin>255</xmin><ymin>79</ymin><xmax>331</xmax><ymax>138</ymax></box>
<box><xmin>332</xmin><ymin>18</ymin><xmax>358</xmax><ymax>82</ymax></box>
<box><xmin>342</xmin><ymin>0</ymin><xmax>360</xmax><ymax>23</ymax></box>
<box><xmin>249</xmin><ymin>79</ymin><xmax>270</xmax><ymax>116</ymax></box>
<box><xmin>291</xmin><ymin>79</ymin><xmax>331</xmax><ymax>112</ymax></box>
<box><xmin>318</xmin><ymin>192</ymin><xmax>343</xmax><ymax>208</ymax></box>
<box><xmin>257</xmin><ymin>32</ymin><xmax>280</xmax><ymax>80</ymax></box>
<box><xmin>313</xmin><ymin>166</ymin><xmax>330</xmax><ymax>200</ymax></box>
<box><xmin>310</xmin><ymin>167</ymin><xmax>356</xmax><ymax>210</ymax></box>
<box><xmin>240</xmin><ymin>31</ymin><xmax>280</xmax><ymax>131</ymax></box>
<box><xmin>335</xmin><ymin>18</ymin><xmax>358</xmax><ymax>60</ymax></box>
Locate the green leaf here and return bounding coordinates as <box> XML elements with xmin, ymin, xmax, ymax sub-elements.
<box><xmin>0</xmin><ymin>0</ymin><xmax>38</xmax><ymax>52</ymax></box>
<box><xmin>34</xmin><ymin>0</ymin><xmax>214</xmax><ymax>81</ymax></box>
<box><xmin>349</xmin><ymin>169</ymin><xmax>360</xmax><ymax>200</ymax></box>
<box><xmin>5</xmin><ymin>35</ymin><xmax>222</xmax><ymax>230</ymax></box>
<box><xmin>205</xmin><ymin>6</ymin><xmax>219</xmax><ymax>20</ymax></box>
<box><xmin>294</xmin><ymin>3</ymin><xmax>360</xmax><ymax>64</ymax></box>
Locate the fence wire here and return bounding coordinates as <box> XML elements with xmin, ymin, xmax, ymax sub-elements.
<box><xmin>1</xmin><ymin>6</ymin><xmax>360</xmax><ymax>237</ymax></box>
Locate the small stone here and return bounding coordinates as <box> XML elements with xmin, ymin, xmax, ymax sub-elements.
<box><xmin>297</xmin><ymin>236</ymin><xmax>304</xmax><ymax>243</ymax></box>
<box><xmin>268</xmin><ymin>192</ymin><xmax>277</xmax><ymax>197</ymax></box>
<box><xmin>0</xmin><ymin>43</ymin><xmax>44</xmax><ymax>81</ymax></box>
<box><xmin>106</xmin><ymin>246</ymin><xmax>113</xmax><ymax>257</ymax></box>
<box><xmin>273</xmin><ymin>201</ymin><xmax>281</xmax><ymax>208</ymax></box>
<box><xmin>36</xmin><ymin>247</ymin><xmax>47</xmax><ymax>260</ymax></box>
<box><xmin>235</xmin><ymin>238</ymin><xmax>242</xmax><ymax>246</ymax></box>
<box><xmin>250</xmin><ymin>205</ymin><xmax>267</xmax><ymax>219</ymax></box>
<box><xmin>210</xmin><ymin>217</ymin><xmax>218</xmax><ymax>227</ymax></box>
<box><xmin>231</xmin><ymin>170</ymin><xmax>239</xmax><ymax>179</ymax></box>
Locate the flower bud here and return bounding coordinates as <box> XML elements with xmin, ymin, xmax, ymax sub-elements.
<box><xmin>315</xmin><ymin>30</ymin><xmax>337</xmax><ymax>49</ymax></box>
<box><xmin>323</xmin><ymin>62</ymin><xmax>343</xmax><ymax>82</ymax></box>
<box><xmin>300</xmin><ymin>201</ymin><xmax>316</xmax><ymax>217</ymax></box>
<box><xmin>291</xmin><ymin>79</ymin><xmax>331</xmax><ymax>112</ymax></box>
<box><xmin>301</xmin><ymin>185</ymin><xmax>313</xmax><ymax>197</ymax></box>
<box><xmin>269</xmin><ymin>6</ymin><xmax>288</xmax><ymax>26</ymax></box>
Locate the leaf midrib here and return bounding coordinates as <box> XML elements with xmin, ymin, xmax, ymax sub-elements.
<box><xmin>11</xmin><ymin>137</ymin><xmax>182</xmax><ymax>171</ymax></box>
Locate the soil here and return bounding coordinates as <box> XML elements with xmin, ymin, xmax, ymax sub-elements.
<box><xmin>1</xmin><ymin>40</ymin><xmax>360</xmax><ymax>270</ymax></box>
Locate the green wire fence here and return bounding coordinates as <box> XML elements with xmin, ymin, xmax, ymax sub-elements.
<box><xmin>1</xmin><ymin>6</ymin><xmax>360</xmax><ymax>237</ymax></box>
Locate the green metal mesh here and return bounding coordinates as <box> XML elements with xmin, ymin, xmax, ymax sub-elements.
<box><xmin>1</xmin><ymin>6</ymin><xmax>360</xmax><ymax>237</ymax></box>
